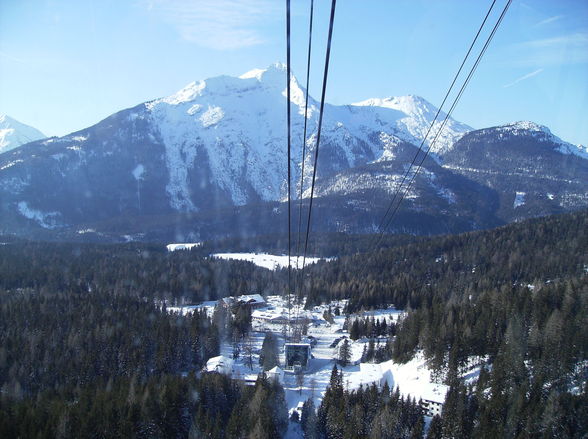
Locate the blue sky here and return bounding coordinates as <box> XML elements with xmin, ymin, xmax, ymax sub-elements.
<box><xmin>1</xmin><ymin>0</ymin><xmax>586</xmax><ymax>146</ymax></box>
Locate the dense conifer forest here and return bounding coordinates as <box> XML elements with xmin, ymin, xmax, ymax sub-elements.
<box><xmin>0</xmin><ymin>210</ymin><xmax>586</xmax><ymax>437</ymax></box>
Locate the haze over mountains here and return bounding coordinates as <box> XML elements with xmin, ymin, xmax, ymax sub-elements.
<box><xmin>0</xmin><ymin>63</ymin><xmax>586</xmax><ymax>242</ymax></box>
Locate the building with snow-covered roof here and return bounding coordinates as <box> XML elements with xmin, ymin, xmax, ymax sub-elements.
<box><xmin>252</xmin><ymin>309</ymin><xmax>289</xmax><ymax>324</ymax></box>
<box><xmin>251</xmin><ymin>307</ymin><xmax>314</xmax><ymax>326</ymax></box>
<box><xmin>266</xmin><ymin>366</ymin><xmax>284</xmax><ymax>383</ymax></box>
<box><xmin>205</xmin><ymin>356</ymin><xmax>234</xmax><ymax>375</ymax></box>
<box><xmin>222</xmin><ymin>294</ymin><xmax>266</xmax><ymax>309</ymax></box>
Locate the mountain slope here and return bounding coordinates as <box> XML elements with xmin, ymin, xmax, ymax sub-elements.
<box><xmin>0</xmin><ymin>65</ymin><xmax>586</xmax><ymax>241</ymax></box>
<box><xmin>0</xmin><ymin>64</ymin><xmax>471</xmax><ymax>234</ymax></box>
<box><xmin>0</xmin><ymin>115</ymin><xmax>46</xmax><ymax>154</ymax></box>
<box><xmin>142</xmin><ymin>63</ymin><xmax>471</xmax><ymax>208</ymax></box>
<box><xmin>443</xmin><ymin>121</ymin><xmax>588</xmax><ymax>222</ymax></box>
<box><xmin>352</xmin><ymin>95</ymin><xmax>471</xmax><ymax>156</ymax></box>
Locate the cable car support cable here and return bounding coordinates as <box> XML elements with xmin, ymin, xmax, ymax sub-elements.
<box><xmin>298</xmin><ymin>0</ymin><xmax>337</xmax><ymax>303</ymax></box>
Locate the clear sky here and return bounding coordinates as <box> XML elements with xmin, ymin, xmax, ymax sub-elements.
<box><xmin>1</xmin><ymin>0</ymin><xmax>587</xmax><ymax>146</ymax></box>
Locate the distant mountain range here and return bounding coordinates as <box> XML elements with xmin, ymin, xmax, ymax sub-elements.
<box><xmin>0</xmin><ymin>63</ymin><xmax>586</xmax><ymax>242</ymax></box>
<box><xmin>0</xmin><ymin>115</ymin><xmax>45</xmax><ymax>154</ymax></box>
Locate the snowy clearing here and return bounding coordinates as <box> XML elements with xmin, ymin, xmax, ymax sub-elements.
<box><xmin>166</xmin><ymin>243</ymin><xmax>201</xmax><ymax>251</ymax></box>
<box><xmin>514</xmin><ymin>191</ymin><xmax>526</xmax><ymax>208</ymax></box>
<box><xmin>168</xmin><ymin>294</ymin><xmax>450</xmax><ymax>423</ymax></box>
<box><xmin>211</xmin><ymin>253</ymin><xmax>330</xmax><ymax>270</ymax></box>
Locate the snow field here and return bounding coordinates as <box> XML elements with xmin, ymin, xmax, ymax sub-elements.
<box><xmin>211</xmin><ymin>253</ymin><xmax>329</xmax><ymax>270</ymax></box>
<box><xmin>514</xmin><ymin>191</ymin><xmax>526</xmax><ymax>208</ymax></box>
<box><xmin>166</xmin><ymin>242</ymin><xmax>202</xmax><ymax>252</ymax></box>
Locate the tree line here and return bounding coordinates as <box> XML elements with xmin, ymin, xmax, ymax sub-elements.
<box><xmin>0</xmin><ymin>371</ymin><xmax>288</xmax><ymax>439</ymax></box>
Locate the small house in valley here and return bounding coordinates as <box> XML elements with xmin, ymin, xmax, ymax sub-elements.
<box><xmin>222</xmin><ymin>294</ymin><xmax>266</xmax><ymax>309</ymax></box>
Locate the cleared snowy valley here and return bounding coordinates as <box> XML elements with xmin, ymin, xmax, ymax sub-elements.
<box><xmin>169</xmin><ymin>294</ymin><xmax>453</xmax><ymax>423</ymax></box>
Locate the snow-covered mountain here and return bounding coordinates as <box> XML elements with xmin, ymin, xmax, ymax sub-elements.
<box><xmin>351</xmin><ymin>95</ymin><xmax>471</xmax><ymax>156</ymax></box>
<box><xmin>140</xmin><ymin>63</ymin><xmax>471</xmax><ymax>209</ymax></box>
<box><xmin>488</xmin><ymin>121</ymin><xmax>588</xmax><ymax>159</ymax></box>
<box><xmin>0</xmin><ymin>64</ymin><xmax>586</xmax><ymax>241</ymax></box>
<box><xmin>0</xmin><ymin>115</ymin><xmax>46</xmax><ymax>154</ymax></box>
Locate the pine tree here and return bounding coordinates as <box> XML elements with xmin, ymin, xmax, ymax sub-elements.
<box><xmin>243</xmin><ymin>334</ymin><xmax>254</xmax><ymax>370</ymax></box>
<box><xmin>259</xmin><ymin>332</ymin><xmax>279</xmax><ymax>371</ymax></box>
<box><xmin>339</xmin><ymin>339</ymin><xmax>352</xmax><ymax>367</ymax></box>
<box><xmin>301</xmin><ymin>399</ymin><xmax>319</xmax><ymax>439</ymax></box>
<box><xmin>366</xmin><ymin>338</ymin><xmax>376</xmax><ymax>363</ymax></box>
<box><xmin>426</xmin><ymin>415</ymin><xmax>442</xmax><ymax>439</ymax></box>
<box><xmin>350</xmin><ymin>319</ymin><xmax>360</xmax><ymax>341</ymax></box>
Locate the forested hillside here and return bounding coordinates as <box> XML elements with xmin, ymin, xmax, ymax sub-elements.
<box><xmin>0</xmin><ymin>210</ymin><xmax>586</xmax><ymax>437</ymax></box>
<box><xmin>0</xmin><ymin>242</ymin><xmax>283</xmax><ymax>304</ymax></box>
<box><xmin>304</xmin><ymin>210</ymin><xmax>588</xmax><ymax>438</ymax></box>
<box><xmin>305</xmin><ymin>209</ymin><xmax>587</xmax><ymax>309</ymax></box>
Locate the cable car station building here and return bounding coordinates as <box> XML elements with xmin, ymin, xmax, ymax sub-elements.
<box><xmin>284</xmin><ymin>343</ymin><xmax>311</xmax><ymax>372</ymax></box>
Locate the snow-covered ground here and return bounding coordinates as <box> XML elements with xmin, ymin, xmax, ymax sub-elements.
<box><xmin>167</xmin><ymin>300</ymin><xmax>217</xmax><ymax>316</ymax></box>
<box><xmin>211</xmin><ymin>253</ymin><xmax>329</xmax><ymax>270</ymax></box>
<box><xmin>370</xmin><ymin>355</ymin><xmax>449</xmax><ymax>403</ymax></box>
<box><xmin>514</xmin><ymin>191</ymin><xmax>526</xmax><ymax>208</ymax></box>
<box><xmin>165</xmin><ymin>247</ymin><xmax>331</xmax><ymax>270</ymax></box>
<box><xmin>167</xmin><ymin>294</ymin><xmax>449</xmax><ymax>424</ymax></box>
<box><xmin>166</xmin><ymin>243</ymin><xmax>201</xmax><ymax>251</ymax></box>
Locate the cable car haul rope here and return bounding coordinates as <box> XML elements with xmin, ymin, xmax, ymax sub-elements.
<box><xmin>284</xmin><ymin>0</ymin><xmax>511</xmax><ymax>331</ymax></box>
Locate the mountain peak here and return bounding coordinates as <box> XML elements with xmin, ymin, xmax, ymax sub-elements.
<box><xmin>154</xmin><ymin>63</ymin><xmax>295</xmax><ymax>109</ymax></box>
<box><xmin>352</xmin><ymin>95</ymin><xmax>473</xmax><ymax>155</ymax></box>
<box><xmin>159</xmin><ymin>80</ymin><xmax>207</xmax><ymax>106</ymax></box>
<box><xmin>238</xmin><ymin>63</ymin><xmax>295</xmax><ymax>92</ymax></box>
<box><xmin>0</xmin><ymin>115</ymin><xmax>46</xmax><ymax>154</ymax></box>
<box><xmin>0</xmin><ymin>114</ymin><xmax>20</xmax><ymax>126</ymax></box>
<box><xmin>392</xmin><ymin>95</ymin><xmax>436</xmax><ymax>115</ymax></box>
<box><xmin>352</xmin><ymin>95</ymin><xmax>447</xmax><ymax>122</ymax></box>
<box><xmin>354</xmin><ymin>94</ymin><xmax>433</xmax><ymax>110</ymax></box>
<box><xmin>494</xmin><ymin>121</ymin><xmax>588</xmax><ymax>159</ymax></box>
<box><xmin>239</xmin><ymin>62</ymin><xmax>287</xmax><ymax>81</ymax></box>
<box><xmin>502</xmin><ymin>120</ymin><xmax>551</xmax><ymax>134</ymax></box>
<box><xmin>1</xmin><ymin>69</ymin><xmax>586</xmax><ymax>238</ymax></box>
